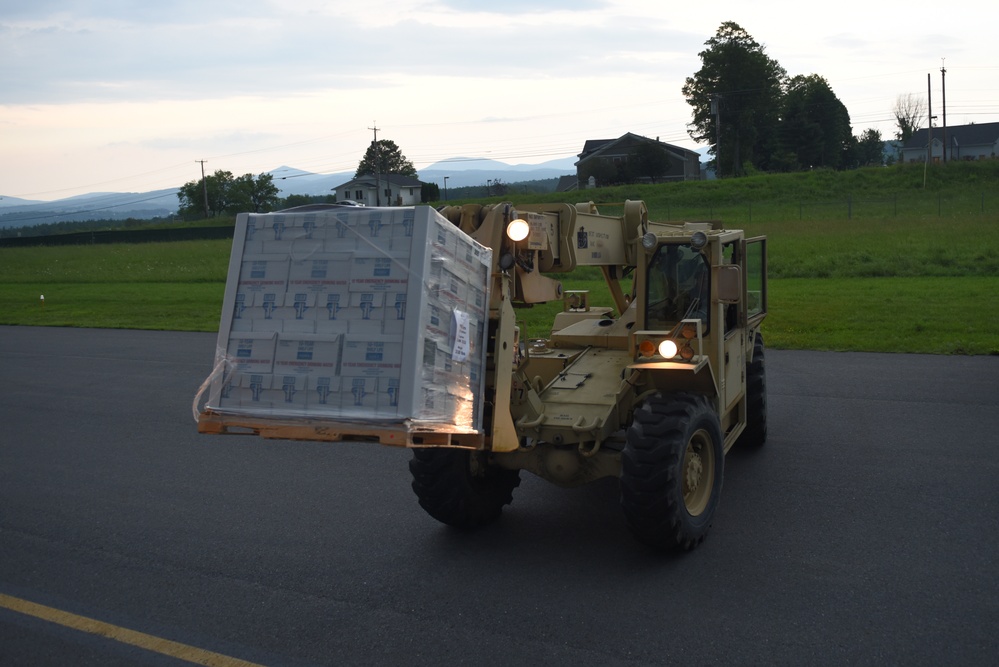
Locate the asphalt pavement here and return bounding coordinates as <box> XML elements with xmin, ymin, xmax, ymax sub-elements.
<box><xmin>1</xmin><ymin>326</ymin><xmax>997</xmax><ymax>666</ymax></box>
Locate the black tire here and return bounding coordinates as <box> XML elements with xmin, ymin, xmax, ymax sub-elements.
<box><xmin>409</xmin><ymin>448</ymin><xmax>520</xmax><ymax>529</ymax></box>
<box><xmin>739</xmin><ymin>332</ymin><xmax>768</xmax><ymax>448</ymax></box>
<box><xmin>620</xmin><ymin>393</ymin><xmax>724</xmax><ymax>551</ymax></box>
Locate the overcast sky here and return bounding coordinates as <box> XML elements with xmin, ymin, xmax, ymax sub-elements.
<box><xmin>2</xmin><ymin>0</ymin><xmax>996</xmax><ymax>201</ymax></box>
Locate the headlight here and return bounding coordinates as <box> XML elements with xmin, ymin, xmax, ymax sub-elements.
<box><xmin>638</xmin><ymin>337</ymin><xmax>679</xmax><ymax>360</ymax></box>
<box><xmin>506</xmin><ymin>219</ymin><xmax>530</xmax><ymax>242</ymax></box>
<box><xmin>658</xmin><ymin>339</ymin><xmax>678</xmax><ymax>359</ymax></box>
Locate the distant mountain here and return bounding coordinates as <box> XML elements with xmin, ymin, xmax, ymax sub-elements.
<box><xmin>417</xmin><ymin>156</ymin><xmax>577</xmax><ymax>189</ymax></box>
<box><xmin>422</xmin><ymin>156</ymin><xmax>577</xmax><ymax>172</ymax></box>
<box><xmin>0</xmin><ymin>156</ymin><xmax>580</xmax><ymax>228</ymax></box>
<box><xmin>0</xmin><ymin>189</ymin><xmax>180</xmax><ymax>228</ymax></box>
<box><xmin>0</xmin><ymin>195</ymin><xmax>42</xmax><ymax>208</ymax></box>
<box><xmin>267</xmin><ymin>166</ymin><xmax>352</xmax><ymax>198</ymax></box>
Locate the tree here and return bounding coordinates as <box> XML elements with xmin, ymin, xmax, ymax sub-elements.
<box><xmin>177</xmin><ymin>170</ymin><xmax>279</xmax><ymax>219</ymax></box>
<box><xmin>421</xmin><ymin>182</ymin><xmax>440</xmax><ymax>203</ymax></box>
<box><xmin>177</xmin><ymin>169</ymin><xmax>234</xmax><ymax>219</ymax></box>
<box><xmin>239</xmin><ymin>172</ymin><xmax>280</xmax><ymax>213</ymax></box>
<box><xmin>355</xmin><ymin>139</ymin><xmax>417</xmax><ymax>178</ymax></box>
<box><xmin>682</xmin><ymin>22</ymin><xmax>786</xmax><ymax>177</ymax></box>
<box><xmin>853</xmin><ymin>128</ymin><xmax>885</xmax><ymax>167</ymax></box>
<box><xmin>893</xmin><ymin>93</ymin><xmax>925</xmax><ymax>142</ymax></box>
<box><xmin>779</xmin><ymin>74</ymin><xmax>853</xmax><ymax>170</ymax></box>
<box><xmin>282</xmin><ymin>193</ymin><xmax>334</xmax><ymax>209</ymax></box>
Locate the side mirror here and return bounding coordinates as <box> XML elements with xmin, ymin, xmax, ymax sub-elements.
<box><xmin>716</xmin><ymin>265</ymin><xmax>742</xmax><ymax>303</ymax></box>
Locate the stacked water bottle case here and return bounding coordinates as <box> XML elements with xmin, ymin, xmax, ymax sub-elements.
<box><xmin>205</xmin><ymin>206</ymin><xmax>492</xmax><ymax>431</ymax></box>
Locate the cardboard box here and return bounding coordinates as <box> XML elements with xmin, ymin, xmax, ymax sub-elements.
<box><xmin>348</xmin><ymin>253</ymin><xmax>410</xmax><ymax>293</ymax></box>
<box><xmin>352</xmin><ymin>210</ymin><xmax>394</xmax><ymax>254</ymax></box>
<box><xmin>309</xmin><ymin>375</ymin><xmax>341</xmax><ymax>411</ymax></box>
<box><xmin>340</xmin><ymin>334</ymin><xmax>403</xmax><ymax>378</ymax></box>
<box><xmin>253</xmin><ymin>213</ymin><xmax>326</xmax><ymax>257</ymax></box>
<box><xmin>273</xmin><ymin>333</ymin><xmax>341</xmax><ymax>377</ymax></box>
<box><xmin>238</xmin><ymin>256</ymin><xmax>289</xmax><ymax>295</ymax></box>
<box><xmin>322</xmin><ymin>212</ymin><xmax>358</xmax><ymax>253</ymax></box>
<box><xmin>288</xmin><ymin>253</ymin><xmax>352</xmax><ymax>295</ymax></box>
<box><xmin>226</xmin><ymin>333</ymin><xmax>277</xmax><ymax>374</ymax></box>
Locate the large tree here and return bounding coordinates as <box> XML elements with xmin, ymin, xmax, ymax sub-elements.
<box><xmin>682</xmin><ymin>22</ymin><xmax>786</xmax><ymax>177</ymax></box>
<box><xmin>779</xmin><ymin>74</ymin><xmax>853</xmax><ymax>170</ymax></box>
<box><xmin>177</xmin><ymin>170</ymin><xmax>280</xmax><ymax>219</ymax></box>
<box><xmin>893</xmin><ymin>93</ymin><xmax>925</xmax><ymax>142</ymax></box>
<box><xmin>355</xmin><ymin>139</ymin><xmax>417</xmax><ymax>178</ymax></box>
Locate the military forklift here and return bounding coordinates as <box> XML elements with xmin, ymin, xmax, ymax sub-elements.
<box><xmin>410</xmin><ymin>200</ymin><xmax>767</xmax><ymax>550</ymax></box>
<box><xmin>197</xmin><ymin>200</ymin><xmax>767</xmax><ymax>551</ymax></box>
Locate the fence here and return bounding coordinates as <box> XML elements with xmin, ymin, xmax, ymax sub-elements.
<box><xmin>656</xmin><ymin>191</ymin><xmax>998</xmax><ymax>225</ymax></box>
<box><xmin>0</xmin><ymin>225</ymin><xmax>235</xmax><ymax>248</ymax></box>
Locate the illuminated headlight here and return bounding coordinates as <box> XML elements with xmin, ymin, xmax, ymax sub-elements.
<box><xmin>639</xmin><ymin>338</ymin><xmax>679</xmax><ymax>360</ymax></box>
<box><xmin>642</xmin><ymin>232</ymin><xmax>658</xmax><ymax>250</ymax></box>
<box><xmin>658</xmin><ymin>339</ymin><xmax>678</xmax><ymax>359</ymax></box>
<box><xmin>507</xmin><ymin>219</ymin><xmax>530</xmax><ymax>242</ymax></box>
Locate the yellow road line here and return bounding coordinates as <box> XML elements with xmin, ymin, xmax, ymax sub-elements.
<box><xmin>0</xmin><ymin>593</ymin><xmax>266</xmax><ymax>667</ymax></box>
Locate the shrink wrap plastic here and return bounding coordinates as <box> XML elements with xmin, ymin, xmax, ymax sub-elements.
<box><xmin>194</xmin><ymin>206</ymin><xmax>491</xmax><ymax>432</ymax></box>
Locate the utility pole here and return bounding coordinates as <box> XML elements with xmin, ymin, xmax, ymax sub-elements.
<box><xmin>368</xmin><ymin>122</ymin><xmax>381</xmax><ymax>206</ymax></box>
<box><xmin>941</xmin><ymin>59</ymin><xmax>948</xmax><ymax>163</ymax></box>
<box><xmin>196</xmin><ymin>160</ymin><xmax>209</xmax><ymax>218</ymax></box>
<box><xmin>926</xmin><ymin>74</ymin><xmax>933</xmax><ymax>165</ymax></box>
<box><xmin>711</xmin><ymin>94</ymin><xmax>722</xmax><ymax>178</ymax></box>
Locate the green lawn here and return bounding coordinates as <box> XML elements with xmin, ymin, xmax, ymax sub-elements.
<box><xmin>2</xmin><ymin>162</ymin><xmax>998</xmax><ymax>354</ymax></box>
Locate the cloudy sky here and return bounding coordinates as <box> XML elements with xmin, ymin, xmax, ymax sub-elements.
<box><xmin>2</xmin><ymin>0</ymin><xmax>996</xmax><ymax>201</ymax></box>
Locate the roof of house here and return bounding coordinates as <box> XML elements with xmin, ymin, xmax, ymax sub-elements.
<box><xmin>334</xmin><ymin>173</ymin><xmax>424</xmax><ymax>189</ymax></box>
<box><xmin>903</xmin><ymin>121</ymin><xmax>999</xmax><ymax>149</ymax></box>
<box><xmin>577</xmin><ymin>132</ymin><xmax>701</xmax><ymax>162</ymax></box>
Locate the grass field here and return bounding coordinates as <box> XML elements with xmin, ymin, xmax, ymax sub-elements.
<box><xmin>2</xmin><ymin>162</ymin><xmax>998</xmax><ymax>354</ymax></box>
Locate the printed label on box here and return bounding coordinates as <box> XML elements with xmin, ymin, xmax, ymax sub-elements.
<box><xmin>274</xmin><ymin>333</ymin><xmax>341</xmax><ymax>376</ymax></box>
<box><xmin>340</xmin><ymin>335</ymin><xmax>403</xmax><ymax>377</ymax></box>
<box><xmin>227</xmin><ymin>333</ymin><xmax>276</xmax><ymax>374</ymax></box>
<box><xmin>349</xmin><ymin>255</ymin><xmax>409</xmax><ymax>292</ymax></box>
<box><xmin>289</xmin><ymin>254</ymin><xmax>351</xmax><ymax>293</ymax></box>
<box><xmin>239</xmin><ymin>257</ymin><xmax>288</xmax><ymax>294</ymax></box>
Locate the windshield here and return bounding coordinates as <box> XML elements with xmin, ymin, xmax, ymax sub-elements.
<box><xmin>646</xmin><ymin>243</ymin><xmax>710</xmax><ymax>331</ymax></box>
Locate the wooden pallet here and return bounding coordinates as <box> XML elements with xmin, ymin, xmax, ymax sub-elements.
<box><xmin>197</xmin><ymin>410</ymin><xmax>485</xmax><ymax>449</ymax></box>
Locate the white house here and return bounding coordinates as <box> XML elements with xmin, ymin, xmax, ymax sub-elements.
<box><xmin>900</xmin><ymin>122</ymin><xmax>999</xmax><ymax>163</ymax></box>
<box><xmin>332</xmin><ymin>174</ymin><xmax>425</xmax><ymax>207</ymax></box>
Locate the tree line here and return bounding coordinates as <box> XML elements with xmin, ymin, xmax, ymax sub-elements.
<box><xmin>683</xmin><ymin>21</ymin><xmax>894</xmax><ymax>177</ymax></box>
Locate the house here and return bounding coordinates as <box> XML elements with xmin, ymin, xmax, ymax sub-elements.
<box><xmin>332</xmin><ymin>174</ymin><xmax>425</xmax><ymax>207</ymax></box>
<box><xmin>899</xmin><ymin>121</ymin><xmax>999</xmax><ymax>164</ymax></box>
<box><xmin>575</xmin><ymin>133</ymin><xmax>701</xmax><ymax>187</ymax></box>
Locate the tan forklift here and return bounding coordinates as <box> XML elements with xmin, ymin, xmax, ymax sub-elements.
<box><xmin>197</xmin><ymin>200</ymin><xmax>767</xmax><ymax>551</ymax></box>
<box><xmin>409</xmin><ymin>200</ymin><xmax>767</xmax><ymax>551</ymax></box>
